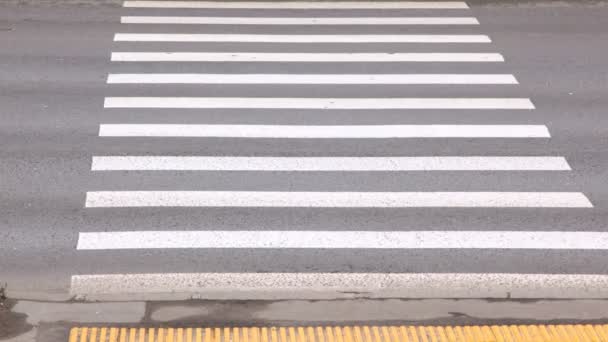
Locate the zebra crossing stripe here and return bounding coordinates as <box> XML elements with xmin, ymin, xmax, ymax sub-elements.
<box><xmin>114</xmin><ymin>33</ymin><xmax>491</xmax><ymax>43</ymax></box>
<box><xmin>122</xmin><ymin>1</ymin><xmax>470</xmax><ymax>9</ymax></box>
<box><xmin>91</xmin><ymin>156</ymin><xmax>571</xmax><ymax>171</ymax></box>
<box><xmin>111</xmin><ymin>52</ymin><xmax>505</xmax><ymax>62</ymax></box>
<box><xmin>107</xmin><ymin>74</ymin><xmax>518</xmax><ymax>85</ymax></box>
<box><xmin>77</xmin><ymin>230</ymin><xmax>607</xmax><ymax>250</ymax></box>
<box><xmin>84</xmin><ymin>191</ymin><xmax>593</xmax><ymax>208</ymax></box>
<box><xmin>70</xmin><ymin>273</ymin><xmax>608</xmax><ymax>298</ymax></box>
<box><xmin>103</xmin><ymin>97</ymin><xmax>534</xmax><ymax>109</ymax></box>
<box><xmin>121</xmin><ymin>16</ymin><xmax>480</xmax><ymax>25</ymax></box>
<box><xmin>98</xmin><ymin>124</ymin><xmax>551</xmax><ymax>138</ymax></box>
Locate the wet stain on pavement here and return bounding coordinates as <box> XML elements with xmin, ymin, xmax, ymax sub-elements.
<box><xmin>0</xmin><ymin>288</ymin><xmax>34</xmax><ymax>340</ymax></box>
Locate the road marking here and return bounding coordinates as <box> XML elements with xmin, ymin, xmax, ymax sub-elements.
<box><xmin>107</xmin><ymin>74</ymin><xmax>517</xmax><ymax>85</ymax></box>
<box><xmin>122</xmin><ymin>1</ymin><xmax>470</xmax><ymax>9</ymax></box>
<box><xmin>84</xmin><ymin>191</ymin><xmax>593</xmax><ymax>208</ymax></box>
<box><xmin>103</xmin><ymin>97</ymin><xmax>534</xmax><ymax>109</ymax></box>
<box><xmin>99</xmin><ymin>124</ymin><xmax>551</xmax><ymax>138</ymax></box>
<box><xmin>114</xmin><ymin>34</ymin><xmax>491</xmax><ymax>43</ymax></box>
<box><xmin>111</xmin><ymin>52</ymin><xmax>505</xmax><ymax>62</ymax></box>
<box><xmin>77</xmin><ymin>231</ymin><xmax>607</xmax><ymax>250</ymax></box>
<box><xmin>121</xmin><ymin>16</ymin><xmax>480</xmax><ymax>25</ymax></box>
<box><xmin>70</xmin><ymin>273</ymin><xmax>608</xmax><ymax>298</ymax></box>
<box><xmin>91</xmin><ymin>156</ymin><xmax>570</xmax><ymax>171</ymax></box>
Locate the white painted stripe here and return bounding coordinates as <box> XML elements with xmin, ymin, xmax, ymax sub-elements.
<box><xmin>91</xmin><ymin>156</ymin><xmax>571</xmax><ymax>171</ymax></box>
<box><xmin>77</xmin><ymin>231</ymin><xmax>606</xmax><ymax>250</ymax></box>
<box><xmin>98</xmin><ymin>124</ymin><xmax>551</xmax><ymax>138</ymax></box>
<box><xmin>122</xmin><ymin>1</ymin><xmax>470</xmax><ymax>9</ymax></box>
<box><xmin>107</xmin><ymin>74</ymin><xmax>517</xmax><ymax>85</ymax></box>
<box><xmin>70</xmin><ymin>273</ymin><xmax>608</xmax><ymax>299</ymax></box>
<box><xmin>115</xmin><ymin>33</ymin><xmax>491</xmax><ymax>43</ymax></box>
<box><xmin>84</xmin><ymin>191</ymin><xmax>593</xmax><ymax>208</ymax></box>
<box><xmin>121</xmin><ymin>16</ymin><xmax>479</xmax><ymax>25</ymax></box>
<box><xmin>103</xmin><ymin>98</ymin><xmax>534</xmax><ymax>109</ymax></box>
<box><xmin>111</xmin><ymin>52</ymin><xmax>505</xmax><ymax>62</ymax></box>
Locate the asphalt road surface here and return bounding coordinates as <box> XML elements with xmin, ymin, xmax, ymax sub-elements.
<box><xmin>2</xmin><ymin>0</ymin><xmax>608</xmax><ymax>300</ymax></box>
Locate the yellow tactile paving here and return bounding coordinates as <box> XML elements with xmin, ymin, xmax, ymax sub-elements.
<box><xmin>69</xmin><ymin>325</ymin><xmax>608</xmax><ymax>342</ymax></box>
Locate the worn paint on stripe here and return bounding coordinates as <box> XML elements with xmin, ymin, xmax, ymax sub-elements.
<box><xmin>68</xmin><ymin>325</ymin><xmax>608</xmax><ymax>342</ymax></box>
<box><xmin>114</xmin><ymin>34</ymin><xmax>491</xmax><ymax>43</ymax></box>
<box><xmin>70</xmin><ymin>273</ymin><xmax>608</xmax><ymax>298</ymax></box>
<box><xmin>107</xmin><ymin>74</ymin><xmax>517</xmax><ymax>85</ymax></box>
<box><xmin>98</xmin><ymin>124</ymin><xmax>551</xmax><ymax>138</ymax></box>
<box><xmin>84</xmin><ymin>191</ymin><xmax>593</xmax><ymax>208</ymax></box>
<box><xmin>103</xmin><ymin>97</ymin><xmax>534</xmax><ymax>109</ymax></box>
<box><xmin>91</xmin><ymin>156</ymin><xmax>570</xmax><ymax>171</ymax></box>
<box><xmin>121</xmin><ymin>16</ymin><xmax>480</xmax><ymax>25</ymax></box>
<box><xmin>110</xmin><ymin>52</ymin><xmax>505</xmax><ymax>62</ymax></box>
<box><xmin>77</xmin><ymin>231</ymin><xmax>608</xmax><ymax>250</ymax></box>
<box><xmin>122</xmin><ymin>1</ymin><xmax>470</xmax><ymax>9</ymax></box>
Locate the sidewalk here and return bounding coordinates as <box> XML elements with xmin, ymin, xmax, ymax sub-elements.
<box><xmin>4</xmin><ymin>298</ymin><xmax>608</xmax><ymax>342</ymax></box>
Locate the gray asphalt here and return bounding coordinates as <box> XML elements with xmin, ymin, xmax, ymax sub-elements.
<box><xmin>2</xmin><ymin>1</ymin><xmax>608</xmax><ymax>299</ymax></box>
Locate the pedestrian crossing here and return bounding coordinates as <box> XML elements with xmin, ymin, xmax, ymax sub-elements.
<box><xmin>74</xmin><ymin>0</ymin><xmax>596</xmax><ymax>298</ymax></box>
